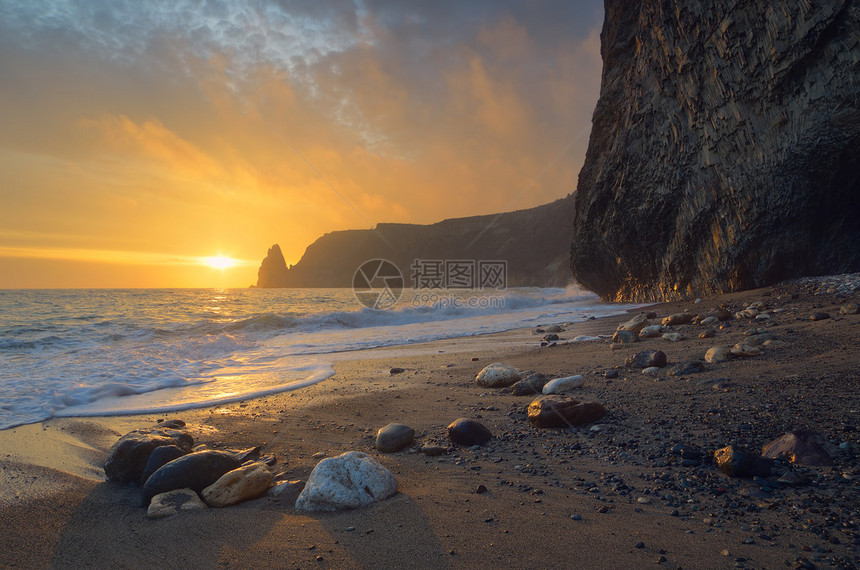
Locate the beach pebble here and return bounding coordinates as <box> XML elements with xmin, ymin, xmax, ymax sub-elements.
<box><xmin>604</xmin><ymin>369</ymin><xmax>619</xmax><ymax>379</ymax></box>
<box><xmin>809</xmin><ymin>312</ymin><xmax>830</xmax><ymax>321</ymax></box>
<box><xmin>389</xmin><ymin>367</ymin><xmax>405</xmax><ymax>375</ymax></box>
<box><xmin>704</xmin><ymin>346</ymin><xmax>732</xmax><ymax>363</ymax></box>
<box><xmin>699</xmin><ymin>316</ymin><xmax>720</xmax><ymax>326</ymax></box>
<box><xmin>762</xmin><ymin>431</ymin><xmax>833</xmax><ymax>466</ymax></box>
<box><xmin>544</xmin><ymin>325</ymin><xmax>564</xmax><ymax>333</ymax></box>
<box><xmin>542</xmin><ymin>375</ymin><xmax>585</xmax><ymax>394</ymax></box>
<box><xmin>730</xmin><ymin>344</ymin><xmax>760</xmax><ymax>357</ymax></box>
<box><xmin>510</xmin><ymin>371</ymin><xmax>550</xmax><ymax>396</ymax></box>
<box><xmin>147</xmin><ymin>488</ymin><xmax>207</xmax><ymax>519</ymax></box>
<box><xmin>625</xmin><ymin>350</ymin><xmax>667</xmax><ymax>369</ymax></box>
<box><xmin>706</xmin><ymin>308</ymin><xmax>733</xmax><ymax>321</ymax></box>
<box><xmin>617</xmin><ymin>314</ymin><xmax>649</xmax><ymax>334</ymax></box>
<box><xmin>142</xmin><ymin>450</ymin><xmax>242</xmax><ymax>501</ymax></box>
<box><xmin>638</xmin><ymin>324</ymin><xmax>664</xmax><ymax>338</ymax></box>
<box><xmin>475</xmin><ymin>363</ymin><xmax>521</xmax><ymax>388</ymax></box>
<box><xmin>295</xmin><ymin>451</ymin><xmax>398</xmax><ymax>512</ymax></box>
<box><xmin>611</xmin><ymin>330</ymin><xmax>637</xmax><ymax>344</ymax></box>
<box><xmin>375</xmin><ymin>423</ymin><xmax>415</xmax><ymax>453</ymax></box>
<box><xmin>667</xmin><ymin>361</ymin><xmax>705</xmax><ymax>376</ymax></box>
<box><xmin>743</xmin><ymin>333</ymin><xmax>774</xmax><ymax>347</ymax></box>
<box><xmin>642</xmin><ymin>366</ymin><xmax>661</xmax><ymax>375</ymax></box>
<box><xmin>714</xmin><ymin>445</ymin><xmax>772</xmax><ymax>478</ymax></box>
<box><xmin>202</xmin><ymin>461</ymin><xmax>273</xmax><ymax>507</ymax></box>
<box><xmin>840</xmin><ymin>302</ymin><xmax>859</xmax><ymax>315</ymax></box>
<box><xmin>698</xmin><ymin>330</ymin><xmax>715</xmax><ymax>339</ymax></box>
<box><xmin>104</xmin><ymin>426</ymin><xmax>194</xmax><ymax>484</ymax></box>
<box><xmin>420</xmin><ymin>445</ymin><xmax>450</xmax><ymax>456</ymax></box>
<box><xmin>542</xmin><ymin>333</ymin><xmax>560</xmax><ymax>342</ymax></box>
<box><xmin>662</xmin><ymin>313</ymin><xmax>694</xmax><ymax>326</ymax></box>
<box><xmin>662</xmin><ymin>332</ymin><xmax>685</xmax><ymax>342</ymax></box>
<box><xmin>527</xmin><ymin>395</ymin><xmax>606</xmax><ymax>428</ymax></box>
<box><xmin>447</xmin><ymin>418</ymin><xmax>493</xmax><ymax>446</ymax></box>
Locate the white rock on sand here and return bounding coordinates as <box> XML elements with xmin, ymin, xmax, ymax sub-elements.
<box><xmin>295</xmin><ymin>451</ymin><xmax>398</xmax><ymax>512</ymax></box>
<box><xmin>475</xmin><ymin>363</ymin><xmax>521</xmax><ymax>388</ymax></box>
<box><xmin>542</xmin><ymin>375</ymin><xmax>586</xmax><ymax>394</ymax></box>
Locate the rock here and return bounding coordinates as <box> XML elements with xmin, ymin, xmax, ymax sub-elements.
<box><xmin>447</xmin><ymin>418</ymin><xmax>493</xmax><ymax>446</ymax></box>
<box><xmin>544</xmin><ymin>325</ymin><xmax>564</xmax><ymax>333</ymax></box>
<box><xmin>604</xmin><ymin>369</ymin><xmax>619</xmax><ymax>379</ymax></box>
<box><xmin>662</xmin><ymin>332</ymin><xmax>685</xmax><ymax>342</ymax></box>
<box><xmin>569</xmin><ymin>2</ymin><xmax>860</xmax><ymax>303</ymax></box>
<box><xmin>295</xmin><ymin>451</ymin><xmax>398</xmax><ymax>511</ymax></box>
<box><xmin>762</xmin><ymin>431</ymin><xmax>833</xmax><ymax>466</ymax></box>
<box><xmin>256</xmin><ymin>244</ymin><xmax>291</xmax><ymax>287</ymax></box>
<box><xmin>642</xmin><ymin>366</ymin><xmax>661</xmax><ymax>375</ymax></box>
<box><xmin>667</xmin><ymin>361</ymin><xmax>705</xmax><ymax>376</ymax></box>
<box><xmin>542</xmin><ymin>375</ymin><xmax>585</xmax><ymax>394</ymax></box>
<box><xmin>704</xmin><ymin>346</ymin><xmax>732</xmax><ymax>363</ymax></box>
<box><xmin>638</xmin><ymin>324</ymin><xmax>664</xmax><ymax>338</ymax></box>
<box><xmin>624</xmin><ymin>350</ymin><xmax>667</xmax><ymax>369</ymax></box>
<box><xmin>707</xmin><ymin>308</ymin><xmax>733</xmax><ymax>321</ymax></box>
<box><xmin>840</xmin><ymin>302</ymin><xmax>859</xmax><ymax>315</ymax></box>
<box><xmin>662</xmin><ymin>313</ymin><xmax>695</xmax><ymax>326</ymax></box>
<box><xmin>104</xmin><ymin>427</ymin><xmax>194</xmax><ymax>484</ymax></box>
<box><xmin>420</xmin><ymin>445</ymin><xmax>449</xmax><ymax>456</ymax></box>
<box><xmin>142</xmin><ymin>450</ymin><xmax>242</xmax><ymax>501</ymax></box>
<box><xmin>809</xmin><ymin>312</ymin><xmax>831</xmax><ymax>321</ymax></box>
<box><xmin>611</xmin><ymin>330</ymin><xmax>637</xmax><ymax>344</ymax></box>
<box><xmin>699</xmin><ymin>316</ymin><xmax>720</xmax><ymax>327</ymax></box>
<box><xmin>389</xmin><ymin>367</ymin><xmax>405</xmax><ymax>375</ymax></box>
<box><xmin>202</xmin><ymin>461</ymin><xmax>274</xmax><ymax>507</ymax></box>
<box><xmin>714</xmin><ymin>446</ymin><xmax>772</xmax><ymax>478</ymax></box>
<box><xmin>542</xmin><ymin>333</ymin><xmax>560</xmax><ymax>342</ymax></box>
<box><xmin>375</xmin><ymin>423</ymin><xmax>415</xmax><ymax>453</ymax></box>
<box><xmin>139</xmin><ymin>444</ymin><xmax>188</xmax><ymax>485</ymax></box>
<box><xmin>617</xmin><ymin>314</ymin><xmax>649</xmax><ymax>334</ymax></box>
<box><xmin>742</xmin><ymin>333</ymin><xmax>773</xmax><ymax>347</ymax></box>
<box><xmin>698</xmin><ymin>330</ymin><xmax>715</xmax><ymax>339</ymax></box>
<box><xmin>147</xmin><ymin>488</ymin><xmax>207</xmax><ymax>519</ymax></box>
<box><xmin>510</xmin><ymin>371</ymin><xmax>550</xmax><ymax>396</ymax></box>
<box><xmin>475</xmin><ymin>363</ymin><xmax>521</xmax><ymax>388</ymax></box>
<box><xmin>156</xmin><ymin>419</ymin><xmax>186</xmax><ymax>429</ymax></box>
<box><xmin>268</xmin><ymin>479</ymin><xmax>305</xmax><ymax>501</ymax></box>
<box><xmin>731</xmin><ymin>344</ymin><xmax>760</xmax><ymax>357</ymax></box>
<box><xmin>527</xmin><ymin>395</ymin><xmax>606</xmax><ymax>428</ymax></box>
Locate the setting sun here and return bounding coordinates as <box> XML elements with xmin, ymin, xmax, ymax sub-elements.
<box><xmin>201</xmin><ymin>256</ymin><xmax>238</xmax><ymax>270</ymax></box>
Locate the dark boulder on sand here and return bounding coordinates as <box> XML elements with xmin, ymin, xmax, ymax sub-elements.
<box><xmin>104</xmin><ymin>427</ymin><xmax>193</xmax><ymax>484</ymax></box>
<box><xmin>447</xmin><ymin>418</ymin><xmax>493</xmax><ymax>446</ymax></box>
<box><xmin>142</xmin><ymin>450</ymin><xmax>241</xmax><ymax>501</ymax></box>
<box><xmin>527</xmin><ymin>396</ymin><xmax>606</xmax><ymax>428</ymax></box>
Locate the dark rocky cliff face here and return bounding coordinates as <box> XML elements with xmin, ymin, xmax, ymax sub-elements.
<box><xmin>570</xmin><ymin>0</ymin><xmax>860</xmax><ymax>301</ymax></box>
<box><xmin>256</xmin><ymin>196</ymin><xmax>575</xmax><ymax>288</ymax></box>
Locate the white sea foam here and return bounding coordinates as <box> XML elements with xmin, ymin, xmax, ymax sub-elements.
<box><xmin>0</xmin><ymin>287</ymin><xmax>637</xmax><ymax>429</ymax></box>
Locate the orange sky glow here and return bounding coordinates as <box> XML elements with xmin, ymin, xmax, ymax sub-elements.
<box><xmin>0</xmin><ymin>1</ymin><xmax>604</xmax><ymax>288</ymax></box>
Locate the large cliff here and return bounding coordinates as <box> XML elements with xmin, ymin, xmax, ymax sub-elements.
<box><xmin>258</xmin><ymin>196</ymin><xmax>575</xmax><ymax>288</ymax></box>
<box><xmin>570</xmin><ymin>0</ymin><xmax>860</xmax><ymax>301</ymax></box>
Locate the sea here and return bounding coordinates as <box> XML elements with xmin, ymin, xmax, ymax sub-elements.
<box><xmin>0</xmin><ymin>286</ymin><xmax>636</xmax><ymax>430</ymax></box>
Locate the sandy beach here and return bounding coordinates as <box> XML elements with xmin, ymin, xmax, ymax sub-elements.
<box><xmin>1</xmin><ymin>278</ymin><xmax>858</xmax><ymax>569</ymax></box>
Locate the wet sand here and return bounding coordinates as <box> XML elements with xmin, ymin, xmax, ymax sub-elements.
<box><xmin>1</xmin><ymin>278</ymin><xmax>858</xmax><ymax>569</ymax></box>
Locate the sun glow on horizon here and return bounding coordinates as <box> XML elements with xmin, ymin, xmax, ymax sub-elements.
<box><xmin>201</xmin><ymin>255</ymin><xmax>240</xmax><ymax>270</ymax></box>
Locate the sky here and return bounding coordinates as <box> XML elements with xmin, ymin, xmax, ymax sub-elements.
<box><xmin>0</xmin><ymin>0</ymin><xmax>604</xmax><ymax>288</ymax></box>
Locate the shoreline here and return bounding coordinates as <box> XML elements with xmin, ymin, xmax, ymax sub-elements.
<box><xmin>1</xmin><ymin>281</ymin><xmax>858</xmax><ymax>568</ymax></box>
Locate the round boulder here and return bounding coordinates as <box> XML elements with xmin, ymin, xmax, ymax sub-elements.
<box><xmin>295</xmin><ymin>451</ymin><xmax>398</xmax><ymax>511</ymax></box>
<box><xmin>542</xmin><ymin>375</ymin><xmax>585</xmax><ymax>394</ymax></box>
<box><xmin>447</xmin><ymin>418</ymin><xmax>493</xmax><ymax>446</ymax></box>
<box><xmin>375</xmin><ymin>423</ymin><xmax>415</xmax><ymax>453</ymax></box>
<box><xmin>527</xmin><ymin>395</ymin><xmax>606</xmax><ymax>428</ymax></box>
<box><xmin>475</xmin><ymin>363</ymin><xmax>521</xmax><ymax>388</ymax></box>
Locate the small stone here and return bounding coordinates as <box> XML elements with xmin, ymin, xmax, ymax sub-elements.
<box><xmin>389</xmin><ymin>367</ymin><xmax>405</xmax><ymax>375</ymax></box>
<box><xmin>704</xmin><ymin>346</ymin><xmax>732</xmax><ymax>363</ymax></box>
<box><xmin>612</xmin><ymin>330</ymin><xmax>637</xmax><ymax>344</ymax></box>
<box><xmin>543</xmin><ymin>333</ymin><xmax>560</xmax><ymax>342</ymax></box>
<box><xmin>544</xmin><ymin>325</ymin><xmax>564</xmax><ymax>333</ymax></box>
<box><xmin>714</xmin><ymin>445</ymin><xmax>772</xmax><ymax>478</ymax></box>
<box><xmin>642</xmin><ymin>366</ymin><xmax>661</xmax><ymax>375</ymax></box>
<box><xmin>635</xmin><ymin>541</ymin><xmax>645</xmax><ymax>549</ymax></box>
<box><xmin>510</xmin><ymin>371</ymin><xmax>551</xmax><ymax>395</ymax></box>
<box><xmin>604</xmin><ymin>369</ymin><xmax>619</xmax><ymax>379</ymax></box>
<box><xmin>447</xmin><ymin>418</ymin><xmax>493</xmax><ymax>446</ymax></box>
<box><xmin>202</xmin><ymin>461</ymin><xmax>274</xmax><ymax>507</ymax></box>
<box><xmin>698</xmin><ymin>330</ymin><xmax>715</xmax><ymax>339</ymax></box>
<box><xmin>527</xmin><ymin>395</ymin><xmax>606</xmax><ymax>428</ymax></box>
<box><xmin>839</xmin><ymin>303</ymin><xmax>859</xmax><ymax>315</ymax></box>
<box><xmin>475</xmin><ymin>363</ymin><xmax>521</xmax><ymax>388</ymax></box>
<box><xmin>638</xmin><ymin>324</ymin><xmax>664</xmax><ymax>338</ymax></box>
<box><xmin>699</xmin><ymin>316</ymin><xmax>720</xmax><ymax>326</ymax></box>
<box><xmin>475</xmin><ymin>484</ymin><xmax>487</xmax><ymax>494</ymax></box>
<box><xmin>662</xmin><ymin>332</ymin><xmax>685</xmax><ymax>342</ymax></box>
<box><xmin>662</xmin><ymin>313</ymin><xmax>694</xmax><ymax>326</ymax></box>
<box><xmin>617</xmin><ymin>314</ymin><xmax>649</xmax><ymax>334</ymax></box>
<box><xmin>730</xmin><ymin>345</ymin><xmax>760</xmax><ymax>357</ymax></box>
<box><xmin>761</xmin><ymin>431</ymin><xmax>833</xmax><ymax>466</ymax></box>
<box><xmin>312</xmin><ymin>451</ymin><xmax>326</xmax><ymax>459</ymax></box>
<box><xmin>625</xmin><ymin>350</ymin><xmax>667</xmax><ymax>369</ymax></box>
<box><xmin>809</xmin><ymin>312</ymin><xmax>830</xmax><ymax>321</ymax></box>
<box><xmin>570</xmin><ymin>514</ymin><xmax>582</xmax><ymax>520</ymax></box>
<box><xmin>375</xmin><ymin>423</ymin><xmax>415</xmax><ymax>453</ymax></box>
<box><xmin>147</xmin><ymin>488</ymin><xmax>207</xmax><ymax>519</ymax></box>
<box><xmin>743</xmin><ymin>333</ymin><xmax>774</xmax><ymax>347</ymax></box>
<box><xmin>637</xmin><ymin>497</ymin><xmax>651</xmax><ymax>504</ymax></box>
<box><xmin>421</xmin><ymin>445</ymin><xmax>449</xmax><ymax>456</ymax></box>
<box><xmin>542</xmin><ymin>375</ymin><xmax>585</xmax><ymax>394</ymax></box>
<box><xmin>295</xmin><ymin>451</ymin><xmax>398</xmax><ymax>511</ymax></box>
